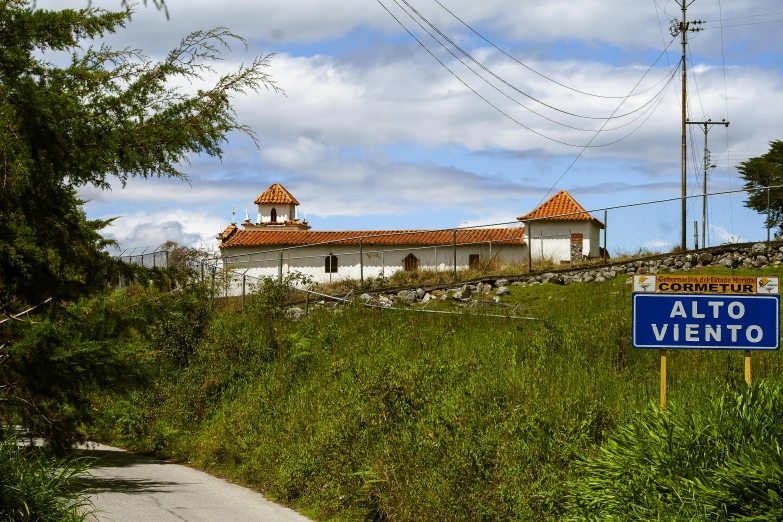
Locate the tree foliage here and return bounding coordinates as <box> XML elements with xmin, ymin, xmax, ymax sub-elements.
<box><xmin>0</xmin><ymin>0</ymin><xmax>281</xmax><ymax>441</ymax></box>
<box><xmin>738</xmin><ymin>140</ymin><xmax>783</xmax><ymax>236</ymax></box>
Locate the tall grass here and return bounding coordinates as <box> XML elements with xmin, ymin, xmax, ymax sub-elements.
<box><xmin>0</xmin><ymin>431</ymin><xmax>92</xmax><ymax>522</ymax></box>
<box><xmin>91</xmin><ymin>269</ymin><xmax>783</xmax><ymax>520</ymax></box>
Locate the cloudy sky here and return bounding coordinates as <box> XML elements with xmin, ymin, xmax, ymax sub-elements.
<box><xmin>37</xmin><ymin>0</ymin><xmax>783</xmax><ymax>251</ymax></box>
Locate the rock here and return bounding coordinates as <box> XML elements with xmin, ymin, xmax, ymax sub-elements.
<box><xmin>439</xmin><ymin>294</ymin><xmax>448</xmax><ymax>301</ymax></box>
<box><xmin>754</xmin><ymin>255</ymin><xmax>769</xmax><ymax>267</ymax></box>
<box><xmin>594</xmin><ymin>276</ymin><xmax>606</xmax><ymax>283</ymax></box>
<box><xmin>742</xmin><ymin>257</ymin><xmax>753</xmax><ymax>268</ymax></box>
<box><xmin>496</xmin><ymin>279</ymin><xmax>510</xmax><ymax>287</ymax></box>
<box><xmin>483</xmin><ymin>284</ymin><xmax>492</xmax><ymax>293</ymax></box>
<box><xmin>492</xmin><ymin>296</ymin><xmax>501</xmax><ymax>304</ymax></box>
<box><xmin>468</xmin><ymin>285</ymin><xmax>478</xmax><ymax>292</ymax></box>
<box><xmin>700</xmin><ymin>253</ymin><xmax>714</xmax><ymax>265</ymax></box>
<box><xmin>529</xmin><ymin>281</ymin><xmax>541</xmax><ymax>286</ymax></box>
<box><xmin>285</xmin><ymin>307</ymin><xmax>305</xmax><ymax>320</ymax></box>
<box><xmin>626</xmin><ymin>267</ymin><xmax>637</xmax><ymax>273</ymax></box>
<box><xmin>718</xmin><ymin>257</ymin><xmax>733</xmax><ymax>267</ymax></box>
<box><xmin>541</xmin><ymin>273</ymin><xmax>564</xmax><ymax>285</ymax></box>
<box><xmin>604</xmin><ymin>270</ymin><xmax>617</xmax><ymax>278</ymax></box>
<box><xmin>752</xmin><ymin>242</ymin><xmax>767</xmax><ymax>254</ymax></box>
<box><xmin>674</xmin><ymin>260</ymin><xmax>684</xmax><ymax>268</ymax></box>
<box><xmin>511</xmin><ymin>281</ymin><xmax>523</xmax><ymax>286</ymax></box>
<box><xmin>683</xmin><ymin>262</ymin><xmax>692</xmax><ymax>270</ymax></box>
<box><xmin>397</xmin><ymin>290</ymin><xmax>416</xmax><ymax>304</ymax></box>
<box><xmin>496</xmin><ymin>286</ymin><xmax>510</xmax><ymax>296</ymax></box>
<box><xmin>453</xmin><ymin>286</ymin><xmax>472</xmax><ymax>300</ymax></box>
<box><xmin>422</xmin><ymin>293</ymin><xmax>434</xmax><ymax>302</ymax></box>
<box><xmin>415</xmin><ymin>288</ymin><xmax>426</xmax><ymax>298</ymax></box>
<box><xmin>582</xmin><ymin>275</ymin><xmax>594</xmax><ymax>283</ymax></box>
<box><xmin>359</xmin><ymin>293</ymin><xmax>372</xmax><ymax>303</ymax></box>
<box><xmin>431</xmin><ymin>289</ymin><xmax>445</xmax><ymax>296</ymax></box>
<box><xmin>475</xmin><ymin>282</ymin><xmax>484</xmax><ymax>293</ymax></box>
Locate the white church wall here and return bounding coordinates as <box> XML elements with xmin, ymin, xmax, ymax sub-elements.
<box><xmin>221</xmin><ymin>242</ymin><xmax>527</xmax><ymax>285</ymax></box>
<box><xmin>256</xmin><ymin>203</ymin><xmax>295</xmax><ymax>224</ymax></box>
<box><xmin>524</xmin><ymin>221</ymin><xmax>601</xmax><ymax>262</ymax></box>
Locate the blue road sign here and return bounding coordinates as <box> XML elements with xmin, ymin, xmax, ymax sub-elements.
<box><xmin>632</xmin><ymin>293</ymin><xmax>780</xmax><ymax>350</ymax></box>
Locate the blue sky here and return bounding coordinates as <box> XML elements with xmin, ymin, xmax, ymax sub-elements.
<box><xmin>39</xmin><ymin>0</ymin><xmax>783</xmax><ymax>252</ymax></box>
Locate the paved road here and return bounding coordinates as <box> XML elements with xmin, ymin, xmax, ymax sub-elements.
<box><xmin>77</xmin><ymin>444</ymin><xmax>313</xmax><ymax>522</ymax></box>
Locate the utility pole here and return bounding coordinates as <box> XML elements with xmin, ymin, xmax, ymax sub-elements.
<box><xmin>671</xmin><ymin>2</ymin><xmax>704</xmax><ymax>249</ymax></box>
<box><xmin>686</xmin><ymin>119</ymin><xmax>729</xmax><ymax>248</ymax></box>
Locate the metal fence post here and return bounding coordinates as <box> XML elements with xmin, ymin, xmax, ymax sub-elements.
<box><xmin>241</xmin><ymin>274</ymin><xmax>246</xmax><ymax>311</ymax></box>
<box><xmin>305</xmin><ymin>290</ymin><xmax>309</xmax><ymax>316</ymax></box>
<box><xmin>768</xmin><ymin>186</ymin><xmax>772</xmax><ymax>242</ymax></box>
<box><xmin>694</xmin><ymin>220</ymin><xmax>699</xmax><ymax>250</ymax></box>
<box><xmin>278</xmin><ymin>249</ymin><xmax>283</xmax><ymax>282</ymax></box>
<box><xmin>453</xmin><ymin>229</ymin><xmax>457</xmax><ymax>283</ymax></box>
<box><xmin>527</xmin><ymin>221</ymin><xmax>532</xmax><ymax>273</ymax></box>
<box><xmin>603</xmin><ymin>210</ymin><xmax>608</xmax><ymax>263</ymax></box>
<box><xmin>360</xmin><ymin>238</ymin><xmax>364</xmax><ymax>287</ymax></box>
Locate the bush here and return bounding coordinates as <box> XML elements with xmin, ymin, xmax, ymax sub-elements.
<box><xmin>0</xmin><ymin>431</ymin><xmax>92</xmax><ymax>522</ymax></box>
<box><xmin>569</xmin><ymin>381</ymin><xmax>783</xmax><ymax>521</ymax></box>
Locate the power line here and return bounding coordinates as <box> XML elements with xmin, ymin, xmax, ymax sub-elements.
<box><xmin>703</xmin><ymin>10</ymin><xmax>783</xmax><ymax>23</ymax></box>
<box><xmin>393</xmin><ymin>0</ymin><xmax>675</xmax><ymax>133</ymax></box>
<box><xmin>397</xmin><ymin>0</ymin><xmax>670</xmax><ymax>122</ymax></box>
<box><xmin>433</xmin><ymin>0</ymin><xmax>672</xmax><ymax>100</ymax></box>
<box><xmin>717</xmin><ymin>0</ymin><xmax>733</xmax><ymax>237</ymax></box>
<box><xmin>377</xmin><ymin>0</ymin><xmax>678</xmax><ymax>148</ymax></box>
<box><xmin>703</xmin><ymin>18</ymin><xmax>783</xmax><ymax>29</ymax></box>
<box><xmin>534</xmin><ymin>59</ymin><xmax>677</xmax><ymax>204</ymax></box>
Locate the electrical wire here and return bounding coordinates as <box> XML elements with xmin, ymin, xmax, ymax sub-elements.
<box><xmin>686</xmin><ymin>42</ymin><xmax>705</xmax><ymax>120</ymax></box>
<box><xmin>393</xmin><ymin>0</ymin><xmax>676</xmax><ymax>133</ymax></box>
<box><xmin>704</xmin><ymin>18</ymin><xmax>783</xmax><ymax>29</ymax></box>
<box><xmin>717</xmin><ymin>0</ymin><xmax>734</xmax><ymax>236</ymax></box>
<box><xmin>397</xmin><ymin>0</ymin><xmax>670</xmax><ymax>122</ymax></box>
<box><xmin>432</xmin><ymin>0</ymin><xmax>672</xmax><ymax>100</ymax></box>
<box><xmin>533</xmin><ymin>60</ymin><xmax>677</xmax><ymax>203</ymax></box>
<box><xmin>702</xmin><ymin>9</ymin><xmax>783</xmax><ymax>23</ymax></box>
<box><xmin>377</xmin><ymin>0</ymin><xmax>679</xmax><ymax>149</ymax></box>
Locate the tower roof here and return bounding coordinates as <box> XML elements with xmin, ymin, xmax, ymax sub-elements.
<box><xmin>254</xmin><ymin>183</ymin><xmax>300</xmax><ymax>205</ymax></box>
<box><xmin>517</xmin><ymin>190</ymin><xmax>604</xmax><ymax>228</ymax></box>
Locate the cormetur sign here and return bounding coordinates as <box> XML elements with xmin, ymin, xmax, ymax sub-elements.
<box><xmin>632</xmin><ymin>275</ymin><xmax>780</xmax><ymax>351</ymax></box>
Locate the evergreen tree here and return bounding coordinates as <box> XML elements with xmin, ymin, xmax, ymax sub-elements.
<box><xmin>0</xmin><ymin>0</ymin><xmax>281</xmax><ymax>442</ymax></box>
<box><xmin>738</xmin><ymin>140</ymin><xmax>783</xmax><ymax>236</ymax></box>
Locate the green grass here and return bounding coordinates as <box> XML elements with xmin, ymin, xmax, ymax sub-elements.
<box><xmin>91</xmin><ymin>265</ymin><xmax>783</xmax><ymax>521</ymax></box>
<box><xmin>0</xmin><ymin>431</ymin><xmax>93</xmax><ymax>522</ymax></box>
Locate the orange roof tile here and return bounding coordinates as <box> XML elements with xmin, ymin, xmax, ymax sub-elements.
<box><xmin>517</xmin><ymin>190</ymin><xmax>604</xmax><ymax>228</ymax></box>
<box><xmin>220</xmin><ymin>228</ymin><xmax>526</xmax><ymax>248</ymax></box>
<box><xmin>254</xmin><ymin>183</ymin><xmax>300</xmax><ymax>205</ymax></box>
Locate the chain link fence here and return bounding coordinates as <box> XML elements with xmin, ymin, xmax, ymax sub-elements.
<box><xmin>112</xmin><ymin>185</ymin><xmax>782</xmax><ymax>300</ymax></box>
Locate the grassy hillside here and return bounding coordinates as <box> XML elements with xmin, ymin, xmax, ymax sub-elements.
<box><xmin>92</xmin><ymin>266</ymin><xmax>783</xmax><ymax>521</ymax></box>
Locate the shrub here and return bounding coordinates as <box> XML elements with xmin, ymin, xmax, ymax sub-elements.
<box><xmin>0</xmin><ymin>431</ymin><xmax>92</xmax><ymax>522</ymax></box>
<box><xmin>569</xmin><ymin>381</ymin><xmax>783</xmax><ymax>521</ymax></box>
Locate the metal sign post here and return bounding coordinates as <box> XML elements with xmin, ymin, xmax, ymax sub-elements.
<box><xmin>632</xmin><ymin>274</ymin><xmax>780</xmax><ymax>408</ymax></box>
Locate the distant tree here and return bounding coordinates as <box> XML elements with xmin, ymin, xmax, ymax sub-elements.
<box><xmin>738</xmin><ymin>141</ymin><xmax>783</xmax><ymax>236</ymax></box>
<box><xmin>0</xmin><ymin>0</ymin><xmax>282</xmax><ymax>443</ymax></box>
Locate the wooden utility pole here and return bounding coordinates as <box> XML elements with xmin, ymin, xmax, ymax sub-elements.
<box><xmin>672</xmin><ymin>1</ymin><xmax>703</xmax><ymax>249</ymax></box>
<box><xmin>686</xmin><ymin>119</ymin><xmax>729</xmax><ymax>248</ymax></box>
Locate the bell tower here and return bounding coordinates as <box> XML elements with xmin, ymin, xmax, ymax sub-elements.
<box><xmin>242</xmin><ymin>183</ymin><xmax>310</xmax><ymax>231</ymax></box>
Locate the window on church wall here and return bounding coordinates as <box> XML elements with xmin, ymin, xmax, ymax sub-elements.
<box><xmin>325</xmin><ymin>254</ymin><xmax>338</xmax><ymax>273</ymax></box>
<box><xmin>403</xmin><ymin>253</ymin><xmax>420</xmax><ymax>272</ymax></box>
<box><xmin>271</xmin><ymin>208</ymin><xmax>277</xmax><ymax>222</ymax></box>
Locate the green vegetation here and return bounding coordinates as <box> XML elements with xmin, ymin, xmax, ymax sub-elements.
<box><xmin>738</xmin><ymin>140</ymin><xmax>783</xmax><ymax>235</ymax></box>
<box><xmin>0</xmin><ymin>0</ymin><xmax>282</xmax><ymax>516</ymax></box>
<box><xmin>90</xmin><ymin>266</ymin><xmax>783</xmax><ymax>521</ymax></box>
<box><xmin>0</xmin><ymin>431</ymin><xmax>92</xmax><ymax>522</ymax></box>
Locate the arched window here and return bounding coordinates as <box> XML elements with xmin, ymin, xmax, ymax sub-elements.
<box><xmin>270</xmin><ymin>208</ymin><xmax>277</xmax><ymax>222</ymax></box>
<box><xmin>325</xmin><ymin>254</ymin><xmax>338</xmax><ymax>273</ymax></box>
<box><xmin>403</xmin><ymin>253</ymin><xmax>420</xmax><ymax>272</ymax></box>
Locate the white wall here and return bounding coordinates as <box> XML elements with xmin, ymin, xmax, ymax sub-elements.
<box><xmin>524</xmin><ymin>221</ymin><xmax>602</xmax><ymax>262</ymax></box>
<box><xmin>221</xmin><ymin>241</ymin><xmax>527</xmax><ymax>285</ymax></box>
<box><xmin>256</xmin><ymin>203</ymin><xmax>296</xmax><ymax>224</ymax></box>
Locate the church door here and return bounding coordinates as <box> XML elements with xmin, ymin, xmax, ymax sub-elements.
<box><xmin>403</xmin><ymin>253</ymin><xmax>420</xmax><ymax>272</ymax></box>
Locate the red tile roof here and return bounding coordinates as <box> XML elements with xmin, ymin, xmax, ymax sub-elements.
<box><xmin>254</xmin><ymin>183</ymin><xmax>300</xmax><ymax>205</ymax></box>
<box><xmin>220</xmin><ymin>228</ymin><xmax>526</xmax><ymax>248</ymax></box>
<box><xmin>517</xmin><ymin>190</ymin><xmax>604</xmax><ymax>228</ymax></box>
